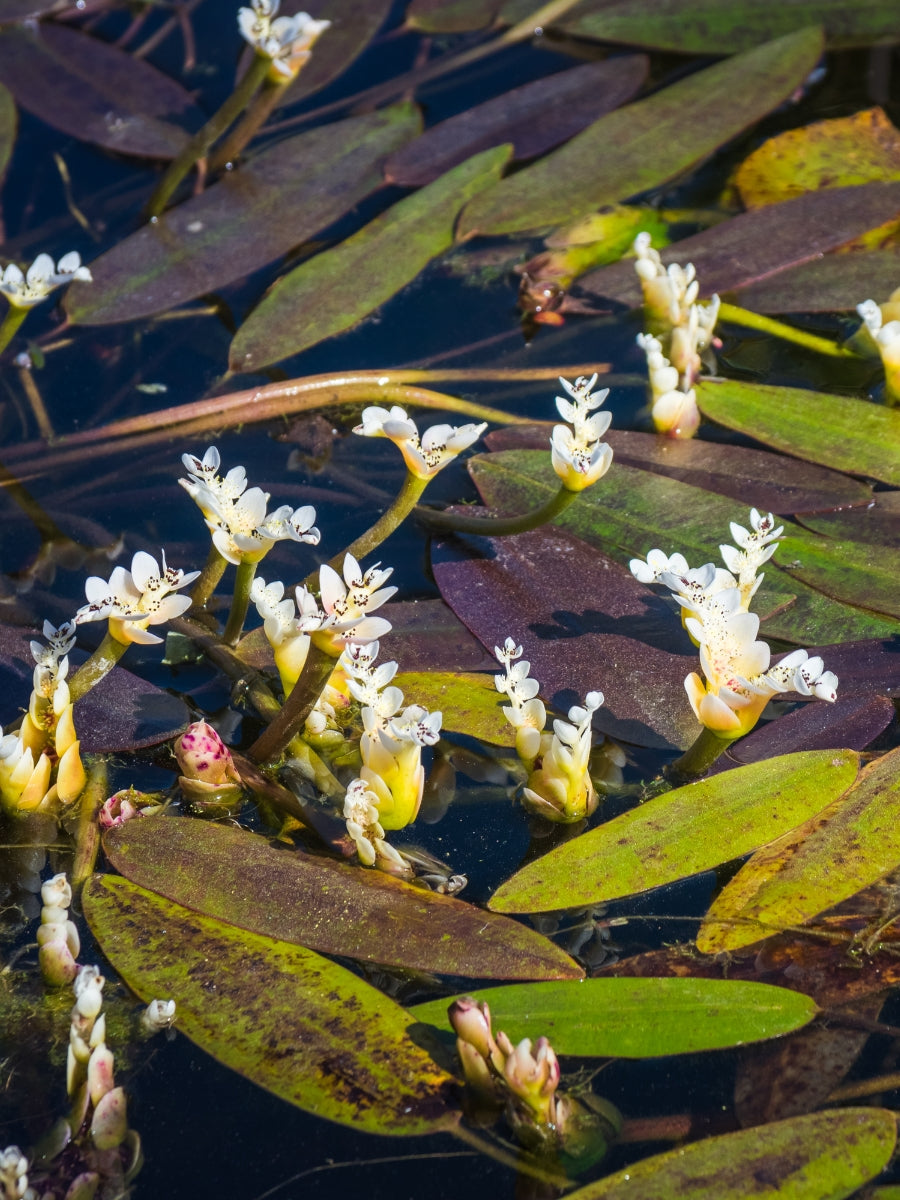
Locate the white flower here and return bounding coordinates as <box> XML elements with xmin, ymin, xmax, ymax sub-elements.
<box><xmin>319</xmin><ymin>554</ymin><xmax>397</xmax><ymax>623</ymax></box>
<box><xmin>628</xmin><ymin>548</ymin><xmax>690</xmax><ymax>585</ymax></box>
<box><xmin>238</xmin><ymin>0</ymin><xmax>331</xmax><ymax>80</ymax></box>
<box><xmin>0</xmin><ymin>252</ymin><xmax>91</xmax><ymax>309</ymax></box>
<box><xmin>550</xmin><ymin>374</ymin><xmax>614</xmax><ymax>491</ymax></box>
<box><xmin>718</xmin><ymin>509</ymin><xmax>783</xmax><ymax>606</ymax></box>
<box><xmin>637</xmin><ymin>331</ymin><xmax>700</xmax><ymax>438</ymax></box>
<box><xmin>523</xmin><ymin>690</ymin><xmax>603</xmax><ymax>823</ymax></box>
<box><xmin>76</xmin><ymin>550</ymin><xmax>199</xmax><ymax>645</ymax></box>
<box><xmin>493</xmin><ymin>638</ymin><xmax>546</xmax><ymax>763</ymax></box>
<box><xmin>857</xmin><ymin>297</ymin><xmax>900</xmax><ymax>402</ymax></box>
<box><xmin>353</xmin><ymin>405</ymin><xmax>486</xmax><ymax>480</ymax></box>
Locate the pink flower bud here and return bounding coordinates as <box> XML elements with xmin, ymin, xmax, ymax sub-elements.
<box><xmin>174</xmin><ymin>721</ymin><xmax>240</xmax><ymax>786</ymax></box>
<box><xmin>448</xmin><ymin>997</ymin><xmax>496</xmax><ymax>1060</ymax></box>
<box><xmin>90</xmin><ymin>1086</ymin><xmax>128</xmax><ymax>1150</ymax></box>
<box><xmin>98</xmin><ymin>788</ymin><xmax>145</xmax><ymax>830</ymax></box>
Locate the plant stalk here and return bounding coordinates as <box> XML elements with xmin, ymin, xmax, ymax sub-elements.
<box><xmin>70</xmin><ymin>756</ymin><xmax>108</xmax><ymax>887</ymax></box>
<box><xmin>190</xmin><ymin>543</ymin><xmax>229</xmax><ymax>610</ymax></box>
<box><xmin>666</xmin><ymin>725</ymin><xmax>737</xmax><ymax>782</ymax></box>
<box><xmin>68</xmin><ymin>631</ymin><xmax>130</xmax><ymax>703</ymax></box>
<box><xmin>247</xmin><ymin>641</ymin><xmax>335</xmax><ymax>763</ymax></box>
<box><xmin>169</xmin><ymin>614</ymin><xmax>282</xmax><ymax>722</ymax></box>
<box><xmin>209</xmin><ymin>76</ymin><xmax>287</xmax><ymax>172</ymax></box>
<box><xmin>223</xmin><ymin>558</ymin><xmax>258</xmax><ymax>646</ymax></box>
<box><xmin>718</xmin><ymin>302</ymin><xmax>857</xmax><ymax>359</ymax></box>
<box><xmin>415</xmin><ymin>485</ymin><xmax>579</xmax><ymax>537</ymax></box>
<box><xmin>0</xmin><ymin>306</ymin><xmax>29</xmax><ymax>357</ymax></box>
<box><xmin>317</xmin><ymin>471</ymin><xmax>430</xmax><ymax>583</ymax></box>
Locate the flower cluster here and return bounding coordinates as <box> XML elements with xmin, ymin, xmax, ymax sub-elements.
<box><xmin>67</xmin><ymin>965</ymin><xmax>131</xmax><ymax>1153</ymax></box>
<box><xmin>857</xmin><ymin>294</ymin><xmax>900</xmax><ymax>404</ymax></box>
<box><xmin>0</xmin><ymin>621</ymin><xmax>85</xmax><ymax>813</ymax></box>
<box><xmin>0</xmin><ymin>251</ymin><xmax>91</xmax><ymax>309</ymax></box>
<box><xmin>342</xmin><ymin>778</ymin><xmax>412</xmax><ymax>878</ymax></box>
<box><xmin>37</xmin><ymin>872</ymin><xmax>80</xmax><ymax>987</ymax></box>
<box><xmin>633</xmin><ymin>232</ymin><xmax>720</xmax><ymax>437</ymax></box>
<box><xmin>495</xmin><ymin>638</ymin><xmax>612</xmax><ymax>823</ymax></box>
<box><xmin>354</xmin><ymin>405</ymin><xmax>486</xmax><ymax>480</ymax></box>
<box><xmin>237</xmin><ymin>0</ymin><xmax>331</xmax><ymax>82</ymax></box>
<box><xmin>0</xmin><ymin>1146</ymin><xmax>34</xmax><ymax>1200</ymax></box>
<box><xmin>76</xmin><ymin>550</ymin><xmax>198</xmax><ymax>645</ymax></box>
<box><xmin>180</xmin><ymin>446</ymin><xmax>320</xmax><ymax>566</ymax></box>
<box><xmin>630</xmin><ymin>509</ymin><xmax>838</xmax><ymax>738</ymax></box>
<box><xmin>550</xmin><ymin>374</ymin><xmax>614</xmax><ymax>492</ymax></box>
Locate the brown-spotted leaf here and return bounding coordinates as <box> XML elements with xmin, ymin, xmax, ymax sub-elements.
<box><xmin>384</xmin><ymin>57</ymin><xmax>648</xmax><ymax>187</ymax></box>
<box><xmin>103</xmin><ymin>818</ymin><xmax>583</xmax><ymax>980</ymax></box>
<box><xmin>0</xmin><ymin>24</ymin><xmax>203</xmax><ymax>158</ymax></box>
<box><xmin>82</xmin><ymin>874</ymin><xmax>458</xmax><ymax>1136</ymax></box>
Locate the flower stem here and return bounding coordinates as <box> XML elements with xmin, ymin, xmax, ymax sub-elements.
<box><xmin>247</xmin><ymin>641</ymin><xmax>335</xmax><ymax>764</ymax></box>
<box><xmin>71</xmin><ymin>756</ymin><xmax>107</xmax><ymax>888</ymax></box>
<box><xmin>145</xmin><ymin>53</ymin><xmax>271</xmax><ymax>219</ymax></box>
<box><xmin>415</xmin><ymin>485</ymin><xmax>579</xmax><ymax>537</ymax></box>
<box><xmin>68</xmin><ymin>631</ymin><xmax>130</xmax><ymax>704</ymax></box>
<box><xmin>190</xmin><ymin>543</ymin><xmax>229</xmax><ymax>610</ymax></box>
<box><xmin>0</xmin><ymin>306</ymin><xmax>29</xmax><ymax>357</ymax></box>
<box><xmin>209</xmin><ymin>76</ymin><xmax>287</xmax><ymax>172</ymax></box>
<box><xmin>223</xmin><ymin>559</ymin><xmax>258</xmax><ymax>646</ymax></box>
<box><xmin>717</xmin><ymin>302</ymin><xmax>858</xmax><ymax>359</ymax></box>
<box><xmin>169</xmin><ymin>614</ymin><xmax>281</xmax><ymax>722</ymax></box>
<box><xmin>666</xmin><ymin>725</ymin><xmax>737</xmax><ymax>783</ymax></box>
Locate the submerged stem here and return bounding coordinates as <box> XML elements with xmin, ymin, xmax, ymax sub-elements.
<box><xmin>223</xmin><ymin>559</ymin><xmax>258</xmax><ymax>646</ymax></box>
<box><xmin>71</xmin><ymin>757</ymin><xmax>108</xmax><ymax>888</ymax></box>
<box><xmin>0</xmin><ymin>306</ymin><xmax>28</xmax><ymax>358</ymax></box>
<box><xmin>247</xmin><ymin>641</ymin><xmax>335</xmax><ymax>764</ymax></box>
<box><xmin>209</xmin><ymin>76</ymin><xmax>287</xmax><ymax>171</ymax></box>
<box><xmin>190</xmin><ymin>543</ymin><xmax>229</xmax><ymax>610</ymax></box>
<box><xmin>718</xmin><ymin>302</ymin><xmax>857</xmax><ymax>359</ymax></box>
<box><xmin>68</xmin><ymin>631</ymin><xmax>130</xmax><ymax>703</ymax></box>
<box><xmin>667</xmin><ymin>725</ymin><xmax>737</xmax><ymax>783</ymax></box>
<box><xmin>415</xmin><ymin>485</ymin><xmax>579</xmax><ymax>537</ymax></box>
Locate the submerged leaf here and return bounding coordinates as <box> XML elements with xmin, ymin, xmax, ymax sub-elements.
<box><xmin>230</xmin><ymin>145</ymin><xmax>510</xmax><ymax>372</ymax></box>
<box><xmin>279</xmin><ymin>0</ymin><xmax>393</xmax><ymax>107</ymax></box>
<box><xmin>734</xmin><ymin>246</ymin><xmax>900</xmax><ymax>312</ymax></box>
<box><xmin>82</xmin><ymin>875</ymin><xmax>458</xmax><ymax>1135</ymax></box>
<box><xmin>456</xmin><ymin>29</ymin><xmax>824</xmax><ymax>237</ymax></box>
<box><xmin>103</xmin><ymin>818</ymin><xmax>583</xmax><ymax>980</ymax></box>
<box><xmin>411</xmin><ymin>977</ymin><xmax>819</xmax><ymax>1056</ymax></box>
<box><xmin>66</xmin><ymin>104</ymin><xmax>421</xmax><ymax>325</ymax></box>
<box><xmin>488</xmin><ymin>751</ymin><xmax>860</xmax><ymax>914</ymax></box>
<box><xmin>394</xmin><ymin>670</ymin><xmax>512</xmax><ymax>745</ymax></box>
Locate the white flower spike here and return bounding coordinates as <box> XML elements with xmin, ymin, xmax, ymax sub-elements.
<box><xmin>0</xmin><ymin>252</ymin><xmax>91</xmax><ymax>309</ymax></box>
<box><xmin>238</xmin><ymin>0</ymin><xmax>331</xmax><ymax>81</ymax></box>
<box><xmin>76</xmin><ymin>550</ymin><xmax>199</xmax><ymax>645</ymax></box>
<box><xmin>550</xmin><ymin>374</ymin><xmax>614</xmax><ymax>491</ymax></box>
<box><xmin>353</xmin><ymin>405</ymin><xmax>487</xmax><ymax>480</ymax></box>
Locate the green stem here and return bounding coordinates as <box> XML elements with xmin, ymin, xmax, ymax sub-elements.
<box><xmin>70</xmin><ymin>757</ymin><xmax>107</xmax><ymax>888</ymax></box>
<box><xmin>68</xmin><ymin>631</ymin><xmax>130</xmax><ymax>703</ymax></box>
<box><xmin>0</xmin><ymin>306</ymin><xmax>29</xmax><ymax>357</ymax></box>
<box><xmin>718</xmin><ymin>302</ymin><xmax>857</xmax><ymax>359</ymax></box>
<box><xmin>190</xmin><ymin>543</ymin><xmax>229</xmax><ymax>610</ymax></box>
<box><xmin>247</xmin><ymin>641</ymin><xmax>335</xmax><ymax>764</ymax></box>
<box><xmin>223</xmin><ymin>559</ymin><xmax>257</xmax><ymax>646</ymax></box>
<box><xmin>667</xmin><ymin>725</ymin><xmax>737</xmax><ymax>782</ymax></box>
<box><xmin>169</xmin><ymin>614</ymin><xmax>281</xmax><ymax>722</ymax></box>
<box><xmin>145</xmin><ymin>53</ymin><xmax>271</xmax><ymax>219</ymax></box>
<box><xmin>208</xmin><ymin>76</ymin><xmax>287</xmax><ymax>172</ymax></box>
<box><xmin>415</xmin><ymin>485</ymin><xmax>579</xmax><ymax>537</ymax></box>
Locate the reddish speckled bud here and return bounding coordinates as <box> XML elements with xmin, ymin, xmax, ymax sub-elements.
<box><xmin>174</xmin><ymin>721</ymin><xmax>243</xmax><ymax>815</ymax></box>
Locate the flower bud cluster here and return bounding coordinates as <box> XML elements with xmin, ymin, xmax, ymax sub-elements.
<box><xmin>857</xmin><ymin>293</ymin><xmax>900</xmax><ymax>404</ymax></box>
<box><xmin>0</xmin><ymin>1146</ymin><xmax>34</xmax><ymax>1200</ymax></box>
<box><xmin>0</xmin><ymin>621</ymin><xmax>85</xmax><ymax>814</ymax></box>
<box><xmin>633</xmin><ymin>232</ymin><xmax>720</xmax><ymax>438</ymax></box>
<box><xmin>549</xmin><ymin>374</ymin><xmax>614</xmax><ymax>492</ymax></box>
<box><xmin>76</xmin><ymin>550</ymin><xmax>198</xmax><ymax>646</ymax></box>
<box><xmin>354</xmin><ymin>405</ymin><xmax>486</xmax><ymax>480</ymax></box>
<box><xmin>67</xmin><ymin>966</ymin><xmax>130</xmax><ymax>1152</ymax></box>
<box><xmin>630</xmin><ymin>509</ymin><xmax>838</xmax><ymax>738</ymax></box>
<box><xmin>237</xmin><ymin>0</ymin><xmax>331</xmax><ymax>82</ymax></box>
<box><xmin>37</xmin><ymin>873</ymin><xmax>80</xmax><ymax>987</ymax></box>
<box><xmin>174</xmin><ymin>720</ymin><xmax>244</xmax><ymax>815</ymax></box>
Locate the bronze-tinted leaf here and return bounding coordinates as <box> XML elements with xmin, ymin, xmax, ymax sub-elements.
<box><xmin>103</xmin><ymin>818</ymin><xmax>583</xmax><ymax>980</ymax></box>
<box><xmin>734</xmin><ymin>247</ymin><xmax>900</xmax><ymax>312</ymax></box>
<box><xmin>384</xmin><ymin>57</ymin><xmax>648</xmax><ymax>187</ymax></box>
<box><xmin>278</xmin><ymin>0</ymin><xmax>394</xmax><ymax>107</ymax></box>
<box><xmin>406</xmin><ymin>0</ymin><xmax>500</xmax><ymax>32</ymax></box>
<box><xmin>65</xmin><ymin>103</ymin><xmax>421</xmax><ymax>325</ymax></box>
<box><xmin>0</xmin><ymin>24</ymin><xmax>203</xmax><ymax>158</ymax></box>
<box><xmin>0</xmin><ymin>80</ymin><xmax>14</xmax><ymax>183</ymax></box>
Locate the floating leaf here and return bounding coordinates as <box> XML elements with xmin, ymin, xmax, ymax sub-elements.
<box><xmin>696</xmin><ymin>378</ymin><xmax>900</xmax><ymax>486</ymax></box>
<box><xmin>699</xmin><ymin>745</ymin><xmax>900</xmax><ymax>954</ymax></box>
<box><xmin>774</xmin><ymin>532</ymin><xmax>900</xmax><ymax>620</ymax></box>
<box><xmin>82</xmin><ymin>874</ymin><xmax>458</xmax><ymax>1135</ymax></box>
<box><xmin>279</xmin><ymin>0</ymin><xmax>394</xmax><ymax>106</ymax></box>
<box><xmin>229</xmin><ymin>145</ymin><xmax>510</xmax><ymax>372</ymax></box>
<box><xmin>0</xmin><ymin>80</ymin><xmax>14</xmax><ymax>183</ymax></box>
<box><xmin>406</xmin><ymin>0</ymin><xmax>500</xmax><ymax>32</ymax></box>
<box><xmin>564</xmin><ymin>1108</ymin><xmax>897</xmax><ymax>1200</ymax></box>
<box><xmin>394</xmin><ymin>670</ymin><xmax>512</xmax><ymax>745</ymax></box>
<box><xmin>456</xmin><ymin>29</ymin><xmax>824</xmax><ymax>237</ymax></box>
<box><xmin>66</xmin><ymin>103</ymin><xmax>421</xmax><ymax>326</ymax></box>
<box><xmin>734</xmin><ymin>246</ymin><xmax>900</xmax><ymax>312</ymax></box>
<box><xmin>565</xmin><ymin>182</ymin><xmax>900</xmax><ymax>310</ymax></box>
<box><xmin>103</xmin><ymin>818</ymin><xmax>582</xmax><ymax>979</ymax></box>
<box><xmin>411</xmin><ymin>977</ymin><xmax>819</xmax><ymax>1056</ymax></box>
<box><xmin>388</xmin><ymin>599</ymin><xmax>496</xmax><ymax>671</ymax></box>
<box><xmin>798</xmin><ymin>491</ymin><xmax>900</xmax><ymax>544</ymax></box>
<box><xmin>488</xmin><ymin>750</ymin><xmax>860</xmax><ymax>914</ymax></box>
<box><xmin>432</xmin><ymin>523</ymin><xmax>700</xmax><ymax>750</ymax></box>
<box><xmin>553</xmin><ymin>0</ymin><xmax>900</xmax><ymax>53</ymax></box>
<box><xmin>484</xmin><ymin>427</ymin><xmax>873</xmax><ymax>515</ymax></box>
<box><xmin>0</xmin><ymin>0</ymin><xmax>71</xmax><ymax>18</ymax></box>
<box><xmin>384</xmin><ymin>57</ymin><xmax>647</xmax><ymax>187</ymax></box>
<box><xmin>0</xmin><ymin>24</ymin><xmax>203</xmax><ymax>158</ymax></box>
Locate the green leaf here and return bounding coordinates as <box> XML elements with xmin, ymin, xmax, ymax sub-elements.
<box><xmin>394</xmin><ymin>670</ymin><xmax>512</xmax><ymax>745</ymax></box>
<box><xmin>456</xmin><ymin>28</ymin><xmax>823</xmax><ymax>237</ymax></box>
<box><xmin>82</xmin><ymin>875</ymin><xmax>458</xmax><ymax>1136</ymax></box>
<box><xmin>555</xmin><ymin>0</ymin><xmax>900</xmax><ymax>53</ymax></box>
<box><xmin>774</xmin><ymin>533</ymin><xmax>900</xmax><ymax>620</ymax></box>
<box><xmin>0</xmin><ymin>81</ymin><xmax>15</xmax><ymax>184</ymax></box>
<box><xmin>65</xmin><ymin>103</ymin><xmax>421</xmax><ymax>326</ymax></box>
<box><xmin>229</xmin><ymin>145</ymin><xmax>510</xmax><ymax>372</ymax></box>
<box><xmin>406</xmin><ymin>0</ymin><xmax>500</xmax><ymax>32</ymax></box>
<box><xmin>103</xmin><ymin>818</ymin><xmax>582</xmax><ymax>980</ymax></box>
<box><xmin>411</xmin><ymin>977</ymin><xmax>819</xmax><ymax>1056</ymax></box>
<box><xmin>565</xmin><ymin>1108</ymin><xmax>897</xmax><ymax>1200</ymax></box>
<box><xmin>699</xmin><ymin>745</ymin><xmax>900</xmax><ymax>953</ymax></box>
<box><xmin>488</xmin><ymin>750</ymin><xmax>860</xmax><ymax>914</ymax></box>
<box><xmin>696</xmin><ymin>378</ymin><xmax>900</xmax><ymax>486</ymax></box>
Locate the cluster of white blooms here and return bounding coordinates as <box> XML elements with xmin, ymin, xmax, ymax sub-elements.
<box><xmin>494</xmin><ymin>638</ymin><xmax>606</xmax><ymax>823</ymax></box>
<box><xmin>0</xmin><ymin>251</ymin><xmax>91</xmax><ymax>309</ymax></box>
<box><xmin>68</xmin><ymin>965</ymin><xmax>131</xmax><ymax>1151</ymax></box>
<box><xmin>180</xmin><ymin>446</ymin><xmax>320</xmax><ymax>566</ymax></box>
<box><xmin>549</xmin><ymin>375</ymin><xmax>614</xmax><ymax>492</ymax></box>
<box><xmin>0</xmin><ymin>621</ymin><xmax>85</xmax><ymax>814</ymax></box>
<box><xmin>354</xmin><ymin>405</ymin><xmax>487</xmax><ymax>480</ymax></box>
<box><xmin>237</xmin><ymin>0</ymin><xmax>330</xmax><ymax>80</ymax></box>
<box><xmin>630</xmin><ymin>509</ymin><xmax>838</xmax><ymax>737</ymax></box>
<box><xmin>0</xmin><ymin>1146</ymin><xmax>34</xmax><ymax>1200</ymax></box>
<box><xmin>76</xmin><ymin>550</ymin><xmax>198</xmax><ymax>646</ymax></box>
<box><xmin>37</xmin><ymin>872</ymin><xmax>80</xmax><ymax>986</ymax></box>
<box><xmin>858</xmin><ymin>294</ymin><xmax>900</xmax><ymax>403</ymax></box>
<box><xmin>633</xmin><ymin>232</ymin><xmax>720</xmax><ymax>437</ymax></box>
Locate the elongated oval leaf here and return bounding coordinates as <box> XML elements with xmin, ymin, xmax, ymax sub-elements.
<box><xmin>699</xmin><ymin>745</ymin><xmax>900</xmax><ymax>953</ymax></box>
<box><xmin>411</xmin><ymin>977</ymin><xmax>819</xmax><ymax>1056</ymax></box>
<box><xmin>394</xmin><ymin>670</ymin><xmax>512</xmax><ymax>745</ymax></box>
<box><xmin>696</xmin><ymin>378</ymin><xmax>900</xmax><ymax>486</ymax></box>
<box><xmin>567</xmin><ymin>1108</ymin><xmax>897</xmax><ymax>1200</ymax></box>
<box><xmin>774</xmin><ymin>532</ymin><xmax>900</xmax><ymax>620</ymax></box>
<box><xmin>384</xmin><ymin>57</ymin><xmax>647</xmax><ymax>187</ymax></box>
<box><xmin>0</xmin><ymin>81</ymin><xmax>14</xmax><ymax>183</ymax></box>
<box><xmin>734</xmin><ymin>247</ymin><xmax>900</xmax><ymax>312</ymax></box>
<box><xmin>278</xmin><ymin>0</ymin><xmax>393</xmax><ymax>107</ymax></box>
<box><xmin>488</xmin><ymin>750</ymin><xmax>860</xmax><ymax>913</ymax></box>
<box><xmin>406</xmin><ymin>0</ymin><xmax>500</xmax><ymax>32</ymax></box>
<box><xmin>457</xmin><ymin>28</ymin><xmax>823</xmax><ymax>237</ymax></box>
<box><xmin>103</xmin><ymin>818</ymin><xmax>582</xmax><ymax>979</ymax></box>
<box><xmin>66</xmin><ymin>103</ymin><xmax>421</xmax><ymax>325</ymax></box>
<box><xmin>83</xmin><ymin>874</ymin><xmax>458</xmax><ymax>1136</ymax></box>
<box><xmin>229</xmin><ymin>144</ymin><xmax>510</xmax><ymax>372</ymax></box>
<box><xmin>0</xmin><ymin>24</ymin><xmax>203</xmax><ymax>158</ymax></box>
